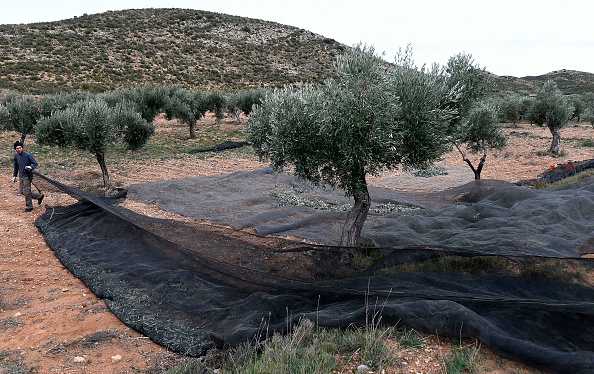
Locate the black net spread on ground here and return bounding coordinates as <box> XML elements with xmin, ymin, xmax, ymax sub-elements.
<box><xmin>34</xmin><ymin>168</ymin><xmax>594</xmax><ymax>373</ymax></box>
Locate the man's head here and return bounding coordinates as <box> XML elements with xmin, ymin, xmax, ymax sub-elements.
<box><xmin>14</xmin><ymin>141</ymin><xmax>23</xmax><ymax>154</ymax></box>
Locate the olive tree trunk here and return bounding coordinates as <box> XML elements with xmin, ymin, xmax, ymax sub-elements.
<box><xmin>455</xmin><ymin>144</ymin><xmax>487</xmax><ymax>180</ymax></box>
<box><xmin>548</xmin><ymin>126</ymin><xmax>561</xmax><ymax>154</ymax></box>
<box><xmin>189</xmin><ymin>120</ymin><xmax>197</xmax><ymax>139</ymax></box>
<box><xmin>464</xmin><ymin>148</ymin><xmax>487</xmax><ymax>180</ymax></box>
<box><xmin>95</xmin><ymin>152</ymin><xmax>110</xmax><ymax>187</ymax></box>
<box><xmin>340</xmin><ymin>183</ymin><xmax>371</xmax><ymax>262</ymax></box>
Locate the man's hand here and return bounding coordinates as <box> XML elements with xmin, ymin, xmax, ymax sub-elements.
<box><xmin>25</xmin><ymin>165</ymin><xmax>32</xmax><ymax>170</ymax></box>
<box><xmin>12</xmin><ymin>177</ymin><xmax>17</xmax><ymax>182</ymax></box>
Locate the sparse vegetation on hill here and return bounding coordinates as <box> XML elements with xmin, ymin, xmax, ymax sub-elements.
<box><xmin>523</xmin><ymin>69</ymin><xmax>594</xmax><ymax>95</ymax></box>
<box><xmin>491</xmin><ymin>70</ymin><xmax>594</xmax><ymax>95</ymax></box>
<box><xmin>0</xmin><ymin>8</ymin><xmax>346</xmax><ymax>94</ymax></box>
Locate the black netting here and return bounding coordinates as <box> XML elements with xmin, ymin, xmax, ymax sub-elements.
<box><xmin>34</xmin><ymin>170</ymin><xmax>594</xmax><ymax>373</ymax></box>
<box><xmin>537</xmin><ymin>159</ymin><xmax>594</xmax><ymax>184</ymax></box>
<box><xmin>188</xmin><ymin>140</ymin><xmax>250</xmax><ymax>153</ymax></box>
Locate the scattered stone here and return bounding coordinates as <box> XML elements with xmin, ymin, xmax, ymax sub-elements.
<box><xmin>73</xmin><ymin>356</ymin><xmax>85</xmax><ymax>363</ymax></box>
<box><xmin>111</xmin><ymin>354</ymin><xmax>122</xmax><ymax>363</ymax></box>
<box><xmin>356</xmin><ymin>364</ymin><xmax>370</xmax><ymax>371</ymax></box>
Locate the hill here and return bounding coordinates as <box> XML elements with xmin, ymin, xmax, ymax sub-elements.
<box><xmin>521</xmin><ymin>69</ymin><xmax>594</xmax><ymax>94</ymax></box>
<box><xmin>493</xmin><ymin>69</ymin><xmax>594</xmax><ymax>95</ymax></box>
<box><xmin>0</xmin><ymin>8</ymin><xmax>346</xmax><ymax>93</ymax></box>
<box><xmin>0</xmin><ymin>8</ymin><xmax>593</xmax><ymax>96</ymax></box>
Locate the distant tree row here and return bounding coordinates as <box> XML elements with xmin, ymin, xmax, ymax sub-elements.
<box><xmin>0</xmin><ymin>85</ymin><xmax>267</xmax><ymax>186</ymax></box>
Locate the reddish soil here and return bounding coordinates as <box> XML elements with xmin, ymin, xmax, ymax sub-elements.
<box><xmin>2</xmin><ymin>118</ymin><xmax>592</xmax><ymax>373</ymax></box>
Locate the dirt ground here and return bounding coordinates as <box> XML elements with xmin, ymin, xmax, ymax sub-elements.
<box><xmin>1</xmin><ymin>118</ymin><xmax>593</xmax><ymax>373</ymax></box>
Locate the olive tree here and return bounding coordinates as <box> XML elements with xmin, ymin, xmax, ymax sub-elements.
<box><xmin>583</xmin><ymin>108</ymin><xmax>594</xmax><ymax>128</ymax></box>
<box><xmin>163</xmin><ymin>86</ymin><xmax>209</xmax><ymax>139</ymax></box>
<box><xmin>452</xmin><ymin>101</ymin><xmax>507</xmax><ymax>180</ymax></box>
<box><xmin>246</xmin><ymin>45</ymin><xmax>461</xmax><ymax>254</ymax></box>
<box><xmin>226</xmin><ymin>88</ymin><xmax>267</xmax><ymax>123</ymax></box>
<box><xmin>529</xmin><ymin>80</ymin><xmax>574</xmax><ymax>154</ymax></box>
<box><xmin>205</xmin><ymin>90</ymin><xmax>227</xmax><ymax>123</ymax></box>
<box><xmin>0</xmin><ymin>94</ymin><xmax>41</xmax><ymax>144</ymax></box>
<box><xmin>582</xmin><ymin>92</ymin><xmax>594</xmax><ymax>128</ymax></box>
<box><xmin>439</xmin><ymin>55</ymin><xmax>507</xmax><ymax>179</ymax></box>
<box><xmin>498</xmin><ymin>93</ymin><xmax>525</xmax><ymax>127</ymax></box>
<box><xmin>36</xmin><ymin>98</ymin><xmax>154</xmax><ymax>186</ymax></box>
<box><xmin>569</xmin><ymin>94</ymin><xmax>586</xmax><ymax>122</ymax></box>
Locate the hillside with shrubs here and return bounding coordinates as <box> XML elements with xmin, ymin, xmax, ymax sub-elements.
<box><xmin>0</xmin><ymin>8</ymin><xmax>346</xmax><ymax>94</ymax></box>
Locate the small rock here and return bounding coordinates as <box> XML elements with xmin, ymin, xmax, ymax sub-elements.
<box><xmin>73</xmin><ymin>356</ymin><xmax>85</xmax><ymax>363</ymax></box>
<box><xmin>357</xmin><ymin>364</ymin><xmax>370</xmax><ymax>372</ymax></box>
<box><xmin>111</xmin><ymin>354</ymin><xmax>122</xmax><ymax>363</ymax></box>
<box><xmin>13</xmin><ymin>312</ymin><xmax>22</xmax><ymax>317</ymax></box>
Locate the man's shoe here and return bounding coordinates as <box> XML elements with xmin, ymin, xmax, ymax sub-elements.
<box><xmin>23</xmin><ymin>208</ymin><xmax>33</xmax><ymax>212</ymax></box>
<box><xmin>38</xmin><ymin>194</ymin><xmax>44</xmax><ymax>205</ymax></box>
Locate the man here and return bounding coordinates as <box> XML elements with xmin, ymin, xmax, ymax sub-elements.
<box><xmin>12</xmin><ymin>141</ymin><xmax>44</xmax><ymax>212</ymax></box>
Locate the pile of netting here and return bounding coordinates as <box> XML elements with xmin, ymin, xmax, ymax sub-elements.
<box><xmin>538</xmin><ymin>158</ymin><xmax>594</xmax><ymax>184</ymax></box>
<box><xmin>34</xmin><ymin>168</ymin><xmax>594</xmax><ymax>373</ymax></box>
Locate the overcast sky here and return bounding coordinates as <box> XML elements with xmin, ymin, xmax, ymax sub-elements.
<box><xmin>1</xmin><ymin>0</ymin><xmax>591</xmax><ymax>77</ymax></box>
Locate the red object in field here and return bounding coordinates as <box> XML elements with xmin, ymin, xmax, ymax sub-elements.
<box><xmin>565</xmin><ymin>161</ymin><xmax>575</xmax><ymax>170</ymax></box>
<box><xmin>550</xmin><ymin>164</ymin><xmax>556</xmax><ymax>169</ymax></box>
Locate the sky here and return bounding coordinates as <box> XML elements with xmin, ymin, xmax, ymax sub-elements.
<box><xmin>0</xmin><ymin>0</ymin><xmax>591</xmax><ymax>77</ymax></box>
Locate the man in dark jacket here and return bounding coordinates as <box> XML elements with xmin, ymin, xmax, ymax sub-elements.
<box><xmin>12</xmin><ymin>141</ymin><xmax>44</xmax><ymax>212</ymax></box>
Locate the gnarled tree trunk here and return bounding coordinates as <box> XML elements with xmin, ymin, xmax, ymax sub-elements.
<box><xmin>340</xmin><ymin>180</ymin><xmax>371</xmax><ymax>263</ymax></box>
<box><xmin>548</xmin><ymin>126</ymin><xmax>561</xmax><ymax>154</ymax></box>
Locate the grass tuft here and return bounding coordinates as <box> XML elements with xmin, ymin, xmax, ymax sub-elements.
<box><xmin>442</xmin><ymin>342</ymin><xmax>481</xmax><ymax>374</ymax></box>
